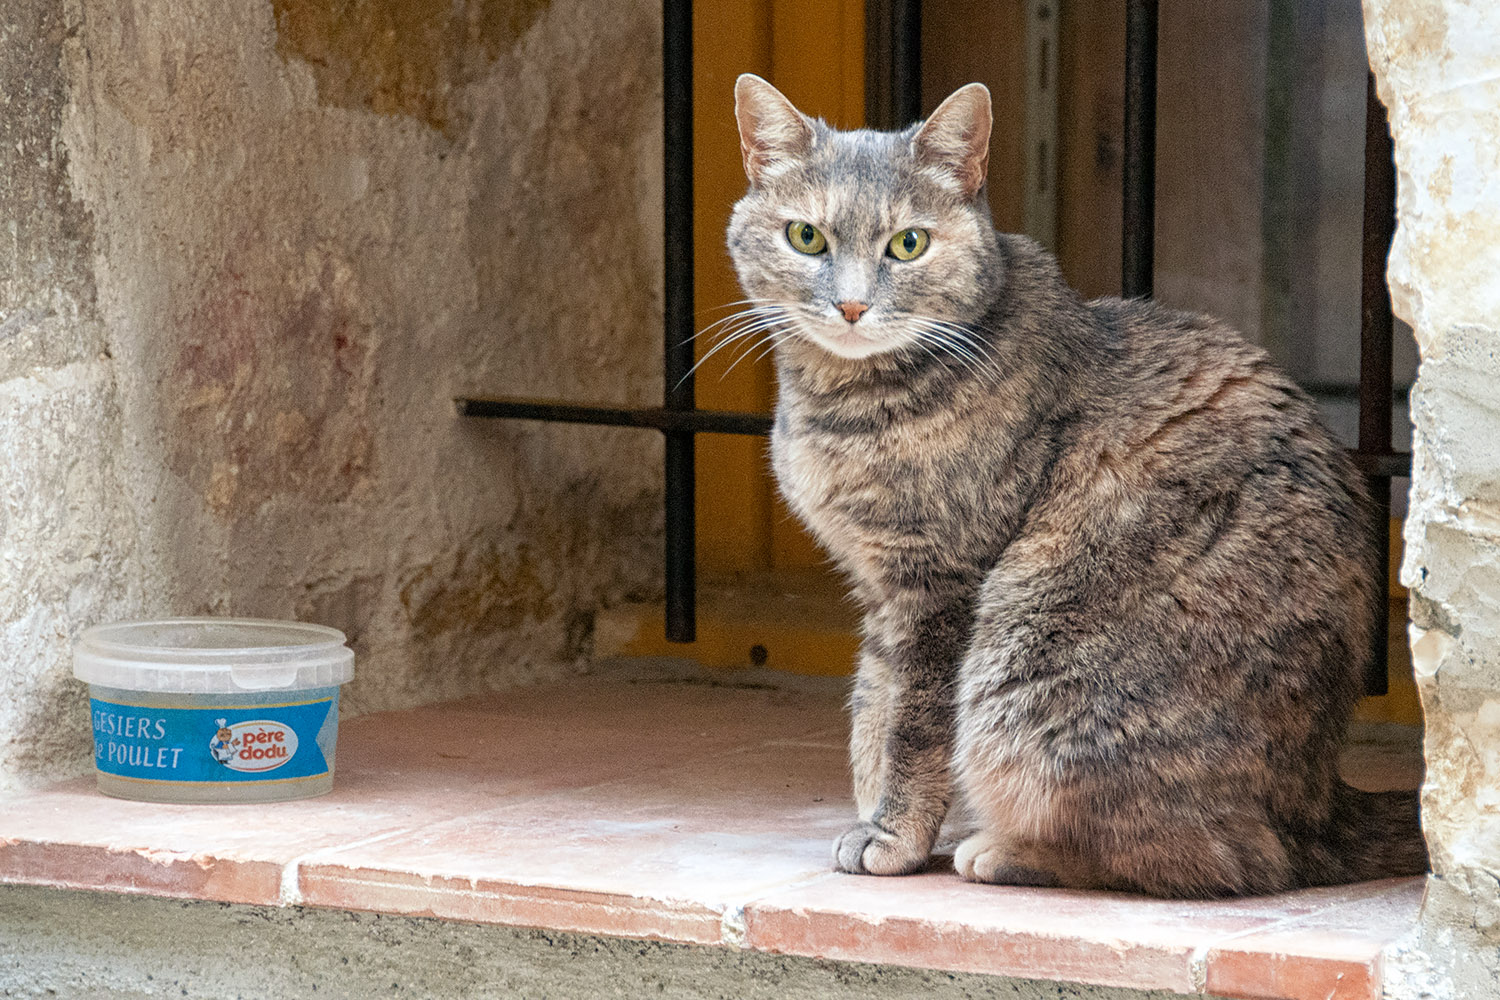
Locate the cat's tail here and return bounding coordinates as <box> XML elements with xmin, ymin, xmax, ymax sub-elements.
<box><xmin>1296</xmin><ymin>781</ymin><xmax>1428</xmax><ymax>885</ymax></box>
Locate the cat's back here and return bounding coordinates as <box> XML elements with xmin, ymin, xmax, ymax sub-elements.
<box><xmin>1075</xmin><ymin>294</ymin><xmax>1359</xmax><ymax>509</ymax></box>
<box><xmin>982</xmin><ymin>287</ymin><xmax>1376</xmax><ymax>647</ymax></box>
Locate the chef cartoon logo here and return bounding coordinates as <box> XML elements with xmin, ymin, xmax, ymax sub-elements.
<box><xmin>209</xmin><ymin>718</ymin><xmax>298</xmax><ymax>773</ymax></box>
<box><xmin>209</xmin><ymin>719</ymin><xmax>239</xmax><ymax>765</ymax></box>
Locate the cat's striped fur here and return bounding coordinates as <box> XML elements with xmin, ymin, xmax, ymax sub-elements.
<box><xmin>726</xmin><ymin>75</ymin><xmax>1425</xmax><ymax>898</ymax></box>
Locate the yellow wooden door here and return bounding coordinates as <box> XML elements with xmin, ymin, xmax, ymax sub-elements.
<box><xmin>693</xmin><ymin>0</ymin><xmax>865</xmax><ymax>577</ymax></box>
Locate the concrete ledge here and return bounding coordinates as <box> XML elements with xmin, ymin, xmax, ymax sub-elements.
<box><xmin>0</xmin><ymin>884</ymin><xmax>1208</xmax><ymax>1000</ymax></box>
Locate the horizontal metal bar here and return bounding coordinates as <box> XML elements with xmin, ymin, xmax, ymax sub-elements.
<box><xmin>1347</xmin><ymin>450</ymin><xmax>1412</xmax><ymax>479</ymax></box>
<box><xmin>1300</xmin><ymin>380</ymin><xmax>1412</xmax><ymax>401</ymax></box>
<box><xmin>459</xmin><ymin>398</ymin><xmax>1408</xmax><ymax>478</ymax></box>
<box><xmin>456</xmin><ymin>397</ymin><xmax>773</xmax><ymax>436</ymax></box>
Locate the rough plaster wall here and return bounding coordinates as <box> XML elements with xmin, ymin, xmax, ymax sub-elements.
<box><xmin>0</xmin><ymin>2</ymin><xmax>144</xmax><ymax>789</ymax></box>
<box><xmin>0</xmin><ymin>0</ymin><xmax>665</xmax><ymax>790</ymax></box>
<box><xmin>1362</xmin><ymin>2</ymin><xmax>1500</xmax><ymax>997</ymax></box>
<box><xmin>0</xmin><ymin>885</ymin><xmax>1226</xmax><ymax>1000</ymax></box>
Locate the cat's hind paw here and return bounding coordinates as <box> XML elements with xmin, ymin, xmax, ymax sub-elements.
<box><xmin>833</xmin><ymin>821</ymin><xmax>928</xmax><ymax>875</ymax></box>
<box><xmin>954</xmin><ymin>831</ymin><xmax>1062</xmax><ymax>887</ymax></box>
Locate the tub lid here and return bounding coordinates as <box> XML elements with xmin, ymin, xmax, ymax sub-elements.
<box><xmin>74</xmin><ymin>618</ymin><xmax>355</xmax><ymax>693</ymax></box>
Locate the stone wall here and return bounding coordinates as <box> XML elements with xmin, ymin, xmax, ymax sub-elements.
<box><xmin>0</xmin><ymin>0</ymin><xmax>665</xmax><ymax>791</ymax></box>
<box><xmin>1362</xmin><ymin>2</ymin><xmax>1500</xmax><ymax>997</ymax></box>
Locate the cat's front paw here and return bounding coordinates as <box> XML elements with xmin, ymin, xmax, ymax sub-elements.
<box><xmin>833</xmin><ymin>821</ymin><xmax>928</xmax><ymax>875</ymax></box>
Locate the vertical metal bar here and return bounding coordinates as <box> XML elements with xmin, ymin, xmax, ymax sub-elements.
<box><xmin>1021</xmin><ymin>0</ymin><xmax>1061</xmax><ymax>249</ymax></box>
<box><xmin>663</xmin><ymin>0</ymin><xmax>696</xmax><ymax>643</ymax></box>
<box><xmin>891</xmin><ymin>0</ymin><xmax>922</xmax><ymax>126</ymax></box>
<box><xmin>1121</xmin><ymin>0</ymin><xmax>1158</xmax><ymax>299</ymax></box>
<box><xmin>1359</xmin><ymin>73</ymin><xmax>1396</xmax><ymax>696</ymax></box>
<box><xmin>865</xmin><ymin>0</ymin><xmax>922</xmax><ymax>130</ymax></box>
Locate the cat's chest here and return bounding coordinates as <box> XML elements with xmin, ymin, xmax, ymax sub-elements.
<box><xmin>771</xmin><ymin>406</ymin><xmax>981</xmax><ymax>566</ymax></box>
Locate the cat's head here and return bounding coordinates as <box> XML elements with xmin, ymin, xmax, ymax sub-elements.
<box><xmin>726</xmin><ymin>74</ymin><xmax>999</xmax><ymax>362</ymax></box>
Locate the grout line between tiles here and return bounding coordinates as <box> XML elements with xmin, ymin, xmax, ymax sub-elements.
<box><xmin>279</xmin><ymin>828</ymin><xmax>419</xmax><ymax>906</ymax></box>
<box><xmin>279</xmin><ymin>858</ymin><xmax>302</xmax><ymax>906</ymax></box>
<box><xmin>719</xmin><ymin>904</ymin><xmax>747</xmax><ymax>947</ymax></box>
<box><xmin>1187</xmin><ymin>941</ymin><xmax>1210</xmax><ymax>994</ymax></box>
<box><xmin>1185</xmin><ymin>882</ymin><xmax>1410</xmax><ymax>992</ymax></box>
<box><xmin>728</xmin><ymin>870</ymin><xmax>844</xmax><ymax>951</ymax></box>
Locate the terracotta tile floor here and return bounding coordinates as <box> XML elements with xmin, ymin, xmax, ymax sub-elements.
<box><xmin>0</xmin><ymin>661</ymin><xmax>1423</xmax><ymax>1000</ymax></box>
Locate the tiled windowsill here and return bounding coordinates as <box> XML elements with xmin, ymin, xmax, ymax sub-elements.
<box><xmin>0</xmin><ymin>662</ymin><xmax>1423</xmax><ymax>1000</ymax></box>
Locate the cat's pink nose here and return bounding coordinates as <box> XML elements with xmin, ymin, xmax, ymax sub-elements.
<box><xmin>838</xmin><ymin>300</ymin><xmax>869</xmax><ymax>323</ymax></box>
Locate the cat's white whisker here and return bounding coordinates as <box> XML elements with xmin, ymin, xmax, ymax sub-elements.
<box><xmin>685</xmin><ymin>314</ymin><xmax>787</xmax><ymax>354</ymax></box>
<box><xmin>943</xmin><ymin>327</ymin><xmax>1001</xmax><ymax>366</ymax></box>
<box><xmin>748</xmin><ymin>342</ymin><xmax>780</xmax><ymax>366</ymax></box>
<box><xmin>687</xmin><ymin>326</ymin><xmax>774</xmax><ymax>374</ymax></box>
<box><xmin>679</xmin><ymin>329</ymin><xmax>765</xmax><ymax>383</ymax></box>
<box><xmin>678</xmin><ymin>316</ymin><xmax>791</xmax><ymax>385</ymax></box>
<box><xmin>906</xmin><ymin>320</ymin><xmax>990</xmax><ymax>381</ymax></box>
<box><xmin>894</xmin><ymin>329</ymin><xmax>942</xmax><ymax>370</ymax></box>
<box><xmin>905</xmin><ymin>316</ymin><xmax>1002</xmax><ymax>383</ymax></box>
<box><xmin>721</xmin><ymin>329</ymin><xmax>791</xmax><ymax>378</ymax></box>
<box><xmin>745</xmin><ymin>330</ymin><xmax>795</xmax><ymax>367</ymax></box>
<box><xmin>911</xmin><ymin>315</ymin><xmax>996</xmax><ymax>359</ymax></box>
<box><xmin>702</xmin><ymin>297</ymin><xmax>781</xmax><ymax>312</ymax></box>
<box><xmin>687</xmin><ymin>305</ymin><xmax>788</xmax><ymax>344</ymax></box>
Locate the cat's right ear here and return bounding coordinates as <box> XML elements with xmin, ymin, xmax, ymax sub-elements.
<box><xmin>734</xmin><ymin>74</ymin><xmax>815</xmax><ymax>186</ymax></box>
<box><xmin>912</xmin><ymin>83</ymin><xmax>992</xmax><ymax>199</ymax></box>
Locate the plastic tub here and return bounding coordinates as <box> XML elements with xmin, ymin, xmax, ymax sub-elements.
<box><xmin>73</xmin><ymin>618</ymin><xmax>354</xmax><ymax>804</ymax></box>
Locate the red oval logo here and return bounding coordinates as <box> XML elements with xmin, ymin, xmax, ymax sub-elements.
<box><xmin>216</xmin><ymin>720</ymin><xmax>298</xmax><ymax>773</ymax></box>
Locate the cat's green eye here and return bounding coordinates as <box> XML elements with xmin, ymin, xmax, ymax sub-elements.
<box><xmin>786</xmin><ymin>221</ymin><xmax>828</xmax><ymax>255</ymax></box>
<box><xmin>888</xmin><ymin>228</ymin><xmax>930</xmax><ymax>261</ymax></box>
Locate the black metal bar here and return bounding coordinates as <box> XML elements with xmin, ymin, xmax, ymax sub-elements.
<box><xmin>1298</xmin><ymin>379</ymin><xmax>1412</xmax><ymax>401</ymax></box>
<box><xmin>459</xmin><ymin>399</ymin><xmax>1411</xmax><ymax>478</ymax></box>
<box><xmin>663</xmin><ymin>0</ymin><xmax>696</xmax><ymax>642</ymax></box>
<box><xmin>1359</xmin><ymin>73</ymin><xmax>1398</xmax><ymax>696</ymax></box>
<box><xmin>1359</xmin><ymin>75</ymin><xmax>1396</xmax><ymax>463</ymax></box>
<box><xmin>891</xmin><ymin>0</ymin><xmax>922</xmax><ymax>126</ymax></box>
<box><xmin>1122</xmin><ymin>0</ymin><xmax>1158</xmax><ymax>299</ymax></box>
<box><xmin>865</xmin><ymin>0</ymin><xmax>922</xmax><ymax>129</ymax></box>
<box><xmin>457</xmin><ymin>398</ymin><xmax>773</xmax><ymax>436</ymax></box>
<box><xmin>1347</xmin><ymin>451</ymin><xmax>1411</xmax><ymax>480</ymax></box>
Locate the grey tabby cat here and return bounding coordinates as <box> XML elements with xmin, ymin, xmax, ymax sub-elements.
<box><xmin>725</xmin><ymin>74</ymin><xmax>1426</xmax><ymax>898</ymax></box>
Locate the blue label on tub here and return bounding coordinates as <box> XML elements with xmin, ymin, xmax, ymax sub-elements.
<box><xmin>90</xmin><ymin>694</ymin><xmax>336</xmax><ymax>784</ymax></box>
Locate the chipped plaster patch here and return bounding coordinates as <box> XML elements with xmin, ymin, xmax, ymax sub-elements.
<box><xmin>1410</xmin><ymin>623</ymin><xmax>1456</xmax><ymax>680</ymax></box>
<box><xmin>270</xmin><ymin>0</ymin><xmax>553</xmax><ymax>135</ymax></box>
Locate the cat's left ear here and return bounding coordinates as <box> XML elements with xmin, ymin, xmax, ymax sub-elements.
<box><xmin>735</xmin><ymin>74</ymin><xmax>816</xmax><ymax>186</ymax></box>
<box><xmin>911</xmin><ymin>83</ymin><xmax>992</xmax><ymax>199</ymax></box>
